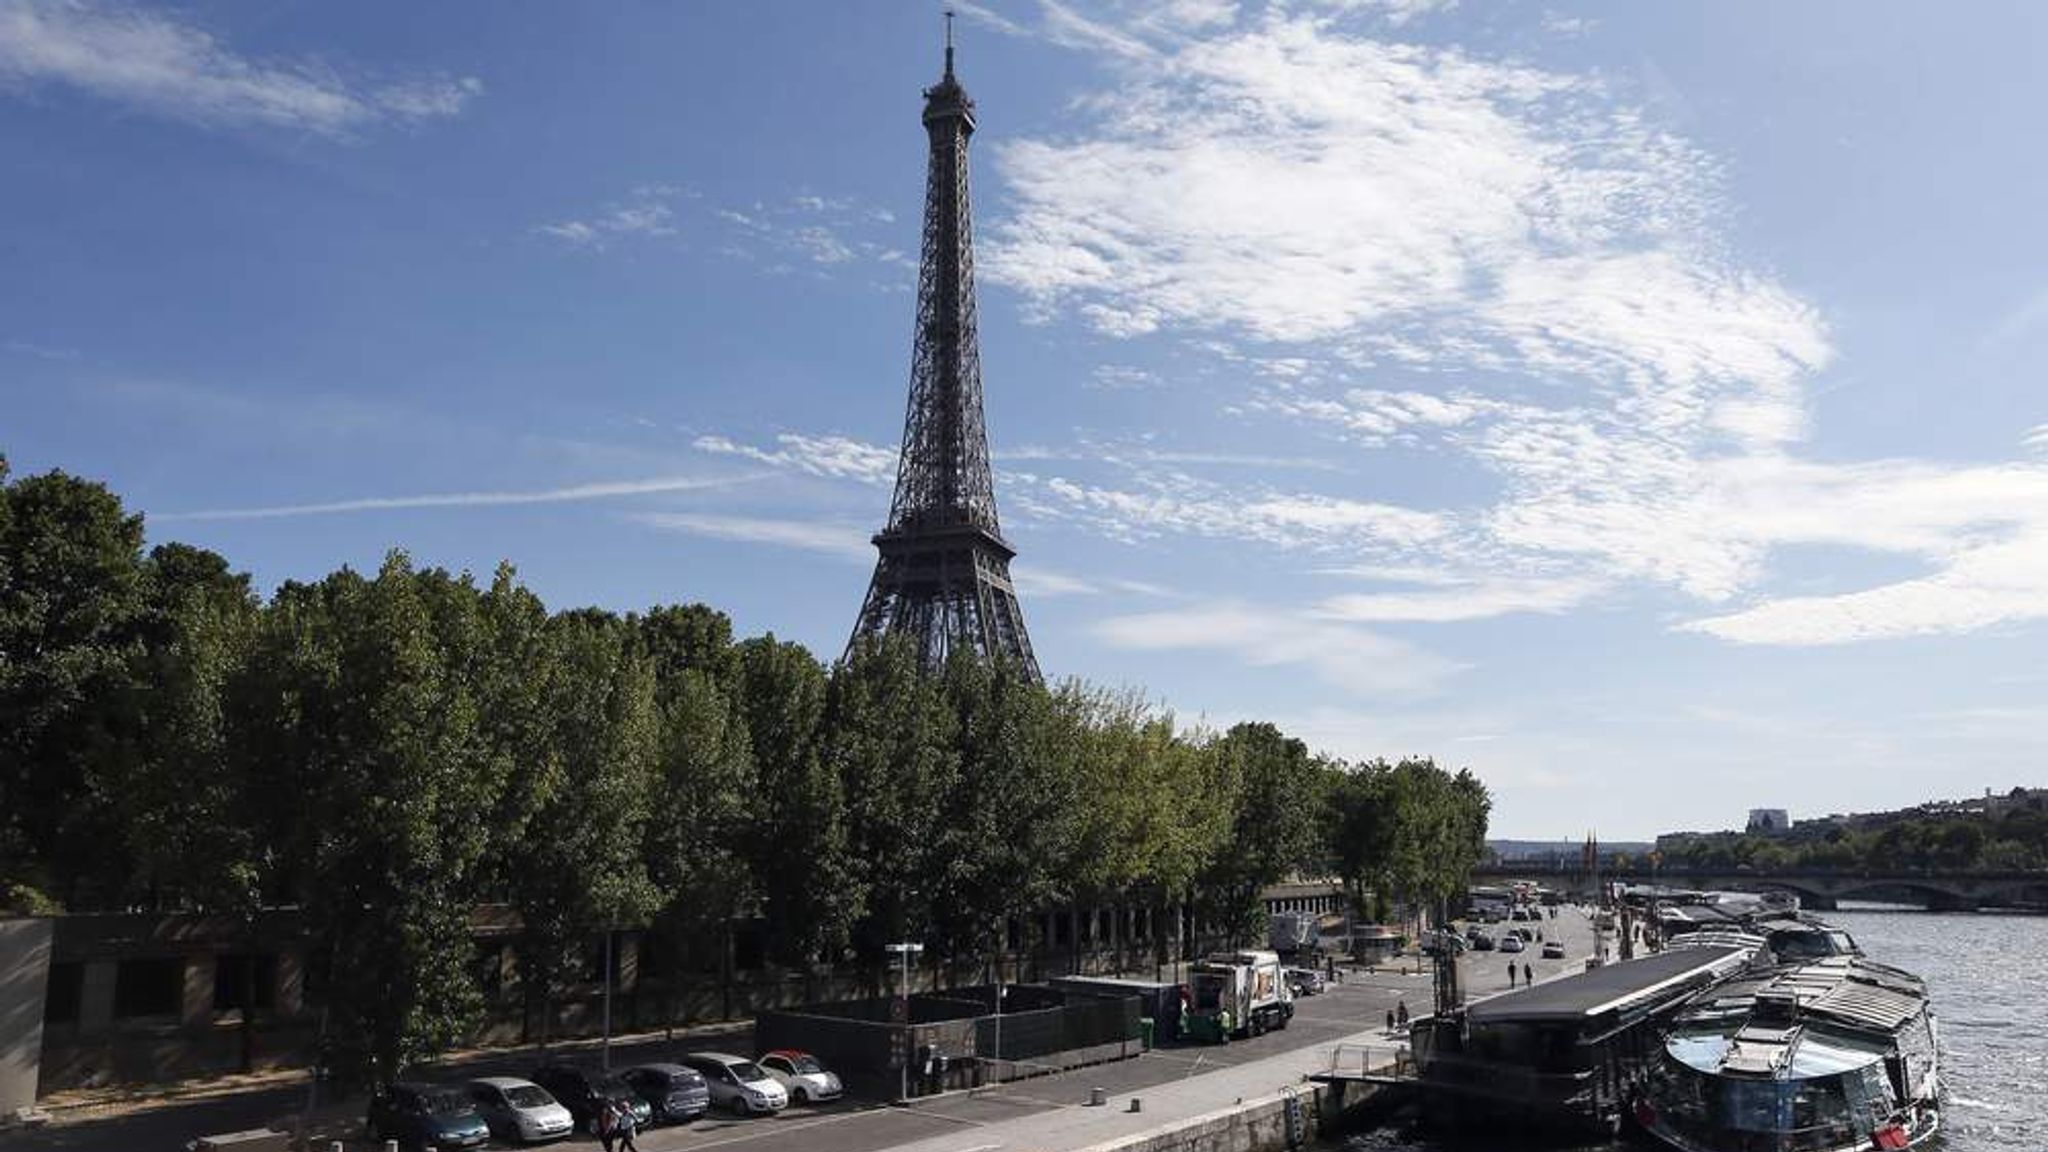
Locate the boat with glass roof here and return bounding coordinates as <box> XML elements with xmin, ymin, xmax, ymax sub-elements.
<box><xmin>1635</xmin><ymin>953</ymin><xmax>1940</xmax><ymax>1152</ymax></box>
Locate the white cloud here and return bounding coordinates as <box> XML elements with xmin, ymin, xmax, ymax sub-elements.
<box><xmin>632</xmin><ymin>512</ymin><xmax>873</xmax><ymax>560</ymax></box>
<box><xmin>1316</xmin><ymin>573</ymin><xmax>1601</xmax><ymax>623</ymax></box>
<box><xmin>966</xmin><ymin>5</ymin><xmax>2048</xmax><ymax>646</ymax></box>
<box><xmin>1093</xmin><ymin>602</ymin><xmax>1461</xmax><ymax>697</ymax></box>
<box><xmin>1010</xmin><ymin>566</ymin><xmax>1176</xmax><ymax>599</ymax></box>
<box><xmin>693</xmin><ymin>433</ymin><xmax>898</xmax><ymax>485</ymax></box>
<box><xmin>156</xmin><ymin>475</ymin><xmax>742</xmax><ymax>521</ymax></box>
<box><xmin>1090</xmin><ymin>364</ymin><xmax>1160</xmax><ymax>391</ymax></box>
<box><xmin>539</xmin><ymin>189</ymin><xmax>681</xmax><ymax>249</ymax></box>
<box><xmin>0</xmin><ymin>0</ymin><xmax>480</xmax><ymax>135</ymax></box>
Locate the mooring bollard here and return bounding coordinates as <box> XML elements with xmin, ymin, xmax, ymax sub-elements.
<box><xmin>1088</xmin><ymin>1086</ymin><xmax>1105</xmax><ymax>1107</ymax></box>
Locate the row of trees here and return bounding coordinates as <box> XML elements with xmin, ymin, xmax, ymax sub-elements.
<box><xmin>0</xmin><ymin>459</ymin><xmax>1491</xmax><ymax>1085</ymax></box>
<box><xmin>1658</xmin><ymin>794</ymin><xmax>2048</xmax><ymax>874</ymax></box>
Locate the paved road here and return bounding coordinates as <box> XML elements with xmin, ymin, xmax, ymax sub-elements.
<box><xmin>12</xmin><ymin>907</ymin><xmax>1608</xmax><ymax>1152</ymax></box>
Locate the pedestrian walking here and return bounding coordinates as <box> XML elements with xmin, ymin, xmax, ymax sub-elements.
<box><xmin>596</xmin><ymin>1097</ymin><xmax>618</xmax><ymax>1152</ymax></box>
<box><xmin>1395</xmin><ymin>1000</ymin><xmax>1409</xmax><ymax>1027</ymax></box>
<box><xmin>1386</xmin><ymin>1008</ymin><xmax>1396</xmax><ymax>1033</ymax></box>
<box><xmin>1507</xmin><ymin>964</ymin><xmax>1516</xmax><ymax>988</ymax></box>
<box><xmin>1523</xmin><ymin>962</ymin><xmax>1532</xmax><ymax>986</ymax></box>
<box><xmin>613</xmin><ymin>1097</ymin><xmax>640</xmax><ymax>1152</ymax></box>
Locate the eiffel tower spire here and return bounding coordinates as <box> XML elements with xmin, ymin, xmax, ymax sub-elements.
<box><xmin>848</xmin><ymin>21</ymin><xmax>1041</xmax><ymax>681</ymax></box>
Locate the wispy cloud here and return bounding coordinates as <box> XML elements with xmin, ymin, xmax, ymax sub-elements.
<box><xmin>1315</xmin><ymin>572</ymin><xmax>1602</xmax><ymax>624</ymax></box>
<box><xmin>632</xmin><ymin>511</ymin><xmax>872</xmax><ymax>560</ymax></box>
<box><xmin>1089</xmin><ymin>364</ymin><xmax>1160</xmax><ymax>391</ymax></box>
<box><xmin>693</xmin><ymin>432</ymin><xmax>898</xmax><ymax>485</ymax></box>
<box><xmin>156</xmin><ymin>475</ymin><xmax>742</xmax><ymax>522</ymax></box>
<box><xmin>538</xmin><ymin>187</ymin><xmax>683</xmax><ymax>249</ymax></box>
<box><xmin>1094</xmin><ymin>601</ymin><xmax>1462</xmax><ymax>697</ymax></box>
<box><xmin>694</xmin><ymin>430</ymin><xmax>1393</xmax><ymax>552</ymax></box>
<box><xmin>1010</xmin><ymin>566</ymin><xmax>1175</xmax><ymax>599</ymax></box>
<box><xmin>0</xmin><ymin>0</ymin><xmax>481</xmax><ymax>136</ymax></box>
<box><xmin>2</xmin><ymin>337</ymin><xmax>79</xmax><ymax>361</ymax></box>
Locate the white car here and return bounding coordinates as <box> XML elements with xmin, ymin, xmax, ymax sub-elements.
<box><xmin>680</xmin><ymin>1052</ymin><xmax>789</xmax><ymax>1115</ymax></box>
<box><xmin>465</xmin><ymin>1076</ymin><xmax>574</xmax><ymax>1144</ymax></box>
<box><xmin>757</xmin><ymin>1050</ymin><xmax>844</xmax><ymax>1103</ymax></box>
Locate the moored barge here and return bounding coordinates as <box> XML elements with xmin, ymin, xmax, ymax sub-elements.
<box><xmin>1636</xmin><ymin>954</ymin><xmax>1940</xmax><ymax>1152</ymax></box>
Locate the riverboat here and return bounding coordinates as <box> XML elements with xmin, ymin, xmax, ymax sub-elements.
<box><xmin>1636</xmin><ymin>954</ymin><xmax>1940</xmax><ymax>1152</ymax></box>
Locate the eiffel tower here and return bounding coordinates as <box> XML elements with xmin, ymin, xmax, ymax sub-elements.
<box><xmin>848</xmin><ymin>19</ymin><xmax>1041</xmax><ymax>681</ymax></box>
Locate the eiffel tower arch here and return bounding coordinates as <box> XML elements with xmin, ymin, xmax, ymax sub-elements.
<box><xmin>848</xmin><ymin>22</ymin><xmax>1041</xmax><ymax>682</ymax></box>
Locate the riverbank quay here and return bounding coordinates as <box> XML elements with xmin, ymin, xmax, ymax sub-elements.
<box><xmin>7</xmin><ymin>910</ymin><xmax>1602</xmax><ymax>1152</ymax></box>
<box><xmin>1</xmin><ymin>961</ymin><xmax>1420</xmax><ymax>1152</ymax></box>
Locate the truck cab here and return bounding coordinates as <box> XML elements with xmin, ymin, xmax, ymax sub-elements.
<box><xmin>1181</xmin><ymin>949</ymin><xmax>1294</xmax><ymax>1043</ymax></box>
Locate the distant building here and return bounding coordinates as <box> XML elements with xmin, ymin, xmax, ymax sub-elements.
<box><xmin>1747</xmin><ymin>808</ymin><xmax>1790</xmax><ymax>834</ymax></box>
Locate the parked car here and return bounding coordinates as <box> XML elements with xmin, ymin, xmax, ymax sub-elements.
<box><xmin>680</xmin><ymin>1051</ymin><xmax>789</xmax><ymax>1114</ymax></box>
<box><xmin>464</xmin><ymin>1076</ymin><xmax>574</xmax><ymax>1145</ymax></box>
<box><xmin>757</xmin><ymin>1050</ymin><xmax>844</xmax><ymax>1103</ymax></box>
<box><xmin>1541</xmin><ymin>941</ymin><xmax>1566</xmax><ymax>960</ymax></box>
<box><xmin>367</xmin><ymin>1082</ymin><xmax>491</xmax><ymax>1151</ymax></box>
<box><xmin>529</xmin><ymin>1063</ymin><xmax>653</xmax><ymax>1135</ymax></box>
<box><xmin>1499</xmin><ymin>934</ymin><xmax>1525</xmax><ymax>953</ymax></box>
<box><xmin>620</xmin><ymin>1063</ymin><xmax>712</xmax><ymax>1124</ymax></box>
<box><xmin>1284</xmin><ymin>967</ymin><xmax>1328</xmax><ymax>996</ymax></box>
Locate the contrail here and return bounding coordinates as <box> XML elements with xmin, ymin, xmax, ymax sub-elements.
<box><xmin>155</xmin><ymin>474</ymin><xmax>749</xmax><ymax>521</ymax></box>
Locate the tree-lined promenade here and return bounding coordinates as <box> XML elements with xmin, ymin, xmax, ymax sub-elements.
<box><xmin>0</xmin><ymin>458</ymin><xmax>1491</xmax><ymax>1088</ymax></box>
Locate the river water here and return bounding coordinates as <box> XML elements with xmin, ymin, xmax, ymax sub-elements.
<box><xmin>1332</xmin><ymin>906</ymin><xmax>2046</xmax><ymax>1151</ymax></box>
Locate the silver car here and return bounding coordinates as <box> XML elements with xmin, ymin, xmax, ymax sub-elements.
<box><xmin>465</xmin><ymin>1076</ymin><xmax>574</xmax><ymax>1144</ymax></box>
<box><xmin>680</xmin><ymin>1051</ymin><xmax>788</xmax><ymax>1115</ymax></box>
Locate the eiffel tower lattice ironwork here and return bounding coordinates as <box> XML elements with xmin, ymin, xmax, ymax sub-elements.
<box><xmin>849</xmin><ymin>20</ymin><xmax>1041</xmax><ymax>681</ymax></box>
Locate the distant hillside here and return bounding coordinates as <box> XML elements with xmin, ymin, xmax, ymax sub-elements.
<box><xmin>1654</xmin><ymin>787</ymin><xmax>2048</xmax><ymax>872</ymax></box>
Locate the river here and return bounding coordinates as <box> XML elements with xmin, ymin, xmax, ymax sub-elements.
<box><xmin>1331</xmin><ymin>906</ymin><xmax>2045</xmax><ymax>1151</ymax></box>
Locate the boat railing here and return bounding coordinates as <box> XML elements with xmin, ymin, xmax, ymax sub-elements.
<box><xmin>1653</xmin><ymin>1105</ymin><xmax>1919</xmax><ymax>1152</ymax></box>
<box><xmin>1324</xmin><ymin>1042</ymin><xmax>1416</xmax><ymax>1081</ymax></box>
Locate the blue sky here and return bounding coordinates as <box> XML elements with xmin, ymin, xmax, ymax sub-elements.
<box><xmin>6</xmin><ymin>0</ymin><xmax>2048</xmax><ymax>839</ymax></box>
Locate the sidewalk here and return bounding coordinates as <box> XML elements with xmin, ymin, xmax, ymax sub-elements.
<box><xmin>878</xmin><ymin>1025</ymin><xmax>1394</xmax><ymax>1152</ymax></box>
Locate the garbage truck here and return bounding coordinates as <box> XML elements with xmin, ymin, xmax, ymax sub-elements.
<box><xmin>1180</xmin><ymin>949</ymin><xmax>1293</xmax><ymax>1043</ymax></box>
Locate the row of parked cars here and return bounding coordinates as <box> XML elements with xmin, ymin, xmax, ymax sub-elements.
<box><xmin>367</xmin><ymin>1050</ymin><xmax>844</xmax><ymax>1149</ymax></box>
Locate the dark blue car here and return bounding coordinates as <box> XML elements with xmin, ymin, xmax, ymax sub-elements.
<box><xmin>366</xmin><ymin>1082</ymin><xmax>491</xmax><ymax>1151</ymax></box>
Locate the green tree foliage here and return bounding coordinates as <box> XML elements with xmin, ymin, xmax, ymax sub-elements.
<box><xmin>259</xmin><ymin>556</ymin><xmax>508</xmax><ymax>1086</ymax></box>
<box><xmin>3</xmin><ymin>459</ymin><xmax>1519</xmax><ymax>1078</ymax></box>
<box><xmin>930</xmin><ymin>655</ymin><xmax>1078</xmax><ymax>973</ymax></box>
<box><xmin>96</xmin><ymin>543</ymin><xmax>262</xmax><ymax>909</ymax></box>
<box><xmin>1195</xmin><ymin>723</ymin><xmax>1327</xmax><ymax>944</ymax></box>
<box><xmin>1660</xmin><ymin>791</ymin><xmax>2048</xmax><ymax>874</ymax></box>
<box><xmin>643</xmin><ymin>664</ymin><xmax>756</xmax><ymax>969</ymax></box>
<box><xmin>825</xmin><ymin>637</ymin><xmax>956</xmax><ymax>965</ymax></box>
<box><xmin>736</xmin><ymin>635</ymin><xmax>854</xmax><ymax>965</ymax></box>
<box><xmin>506</xmin><ymin>609</ymin><xmax>663</xmax><ymax>1040</ymax></box>
<box><xmin>0</xmin><ymin>466</ymin><xmax>149</xmax><ymax>908</ymax></box>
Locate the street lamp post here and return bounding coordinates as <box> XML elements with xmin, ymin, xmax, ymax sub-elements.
<box><xmin>885</xmin><ymin>942</ymin><xmax>924</xmax><ymax>1103</ymax></box>
<box><xmin>990</xmin><ymin>980</ymin><xmax>1005</xmax><ymax>1085</ymax></box>
<box><xmin>601</xmin><ymin>927</ymin><xmax>615</xmax><ymax>1072</ymax></box>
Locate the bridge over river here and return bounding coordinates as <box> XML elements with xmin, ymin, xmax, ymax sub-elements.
<box><xmin>1473</xmin><ymin>861</ymin><xmax>2048</xmax><ymax>911</ymax></box>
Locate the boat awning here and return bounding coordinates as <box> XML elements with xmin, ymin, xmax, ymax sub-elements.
<box><xmin>1466</xmin><ymin>945</ymin><xmax>1750</xmax><ymax>1026</ymax></box>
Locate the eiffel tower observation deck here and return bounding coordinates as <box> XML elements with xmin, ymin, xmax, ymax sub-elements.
<box><xmin>848</xmin><ymin>18</ymin><xmax>1041</xmax><ymax>681</ymax></box>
